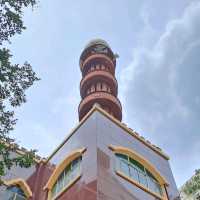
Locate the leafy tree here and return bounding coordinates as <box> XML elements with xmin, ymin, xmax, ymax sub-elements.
<box><xmin>0</xmin><ymin>0</ymin><xmax>39</xmax><ymax>182</ymax></box>
<box><xmin>182</xmin><ymin>169</ymin><xmax>200</xmax><ymax>196</ymax></box>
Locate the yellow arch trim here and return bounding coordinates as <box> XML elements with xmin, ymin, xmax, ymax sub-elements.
<box><xmin>109</xmin><ymin>145</ymin><xmax>169</xmax><ymax>185</ymax></box>
<box><xmin>44</xmin><ymin>147</ymin><xmax>86</xmax><ymax>190</ymax></box>
<box><xmin>4</xmin><ymin>178</ymin><xmax>32</xmax><ymax>198</ymax></box>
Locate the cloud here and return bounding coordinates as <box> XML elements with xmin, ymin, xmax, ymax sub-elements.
<box><xmin>120</xmin><ymin>1</ymin><xmax>200</xmax><ymax>186</ymax></box>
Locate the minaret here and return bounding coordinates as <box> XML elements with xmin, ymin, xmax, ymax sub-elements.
<box><xmin>78</xmin><ymin>39</ymin><xmax>122</xmax><ymax>121</ymax></box>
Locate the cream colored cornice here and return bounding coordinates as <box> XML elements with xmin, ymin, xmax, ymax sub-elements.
<box><xmin>46</xmin><ymin>105</ymin><xmax>169</xmax><ymax>162</ymax></box>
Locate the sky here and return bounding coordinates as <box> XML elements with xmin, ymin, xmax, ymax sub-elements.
<box><xmin>5</xmin><ymin>0</ymin><xmax>200</xmax><ymax>187</ymax></box>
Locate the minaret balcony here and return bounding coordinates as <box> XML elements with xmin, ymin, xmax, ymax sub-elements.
<box><xmin>80</xmin><ymin>54</ymin><xmax>115</xmax><ymax>75</ymax></box>
<box><xmin>78</xmin><ymin>91</ymin><xmax>122</xmax><ymax>121</ymax></box>
<box><xmin>80</xmin><ymin>70</ymin><xmax>118</xmax><ymax>98</ymax></box>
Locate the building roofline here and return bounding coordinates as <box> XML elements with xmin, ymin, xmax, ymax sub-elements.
<box><xmin>46</xmin><ymin>105</ymin><xmax>169</xmax><ymax>162</ymax></box>
<box><xmin>0</xmin><ymin>140</ymin><xmax>43</xmax><ymax>163</ymax></box>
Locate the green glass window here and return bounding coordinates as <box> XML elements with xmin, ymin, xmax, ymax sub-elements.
<box><xmin>116</xmin><ymin>153</ymin><xmax>163</xmax><ymax>197</ymax></box>
<box><xmin>51</xmin><ymin>156</ymin><xmax>82</xmax><ymax>199</ymax></box>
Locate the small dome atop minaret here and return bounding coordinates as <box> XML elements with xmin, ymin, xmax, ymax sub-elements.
<box><xmin>84</xmin><ymin>39</ymin><xmax>110</xmax><ymax>49</ymax></box>
<box><xmin>78</xmin><ymin>39</ymin><xmax>122</xmax><ymax>121</ymax></box>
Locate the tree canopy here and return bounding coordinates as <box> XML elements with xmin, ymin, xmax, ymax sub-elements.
<box><xmin>182</xmin><ymin>169</ymin><xmax>200</xmax><ymax>196</ymax></box>
<box><xmin>0</xmin><ymin>0</ymin><xmax>39</xmax><ymax>181</ymax></box>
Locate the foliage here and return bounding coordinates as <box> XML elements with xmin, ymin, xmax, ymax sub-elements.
<box><xmin>0</xmin><ymin>0</ymin><xmax>39</xmax><ymax>181</ymax></box>
<box><xmin>182</xmin><ymin>169</ymin><xmax>200</xmax><ymax>196</ymax></box>
<box><xmin>0</xmin><ymin>0</ymin><xmax>37</xmax><ymax>45</ymax></box>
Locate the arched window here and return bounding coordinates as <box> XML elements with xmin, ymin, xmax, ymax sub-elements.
<box><xmin>96</xmin><ymin>64</ymin><xmax>100</xmax><ymax>70</ymax></box>
<box><xmin>102</xmin><ymin>83</ymin><xmax>107</xmax><ymax>92</ymax></box>
<box><xmin>109</xmin><ymin>145</ymin><xmax>168</xmax><ymax>200</ymax></box>
<box><xmin>6</xmin><ymin>185</ymin><xmax>26</xmax><ymax>200</ymax></box>
<box><xmin>44</xmin><ymin>148</ymin><xmax>86</xmax><ymax>200</ymax></box>
<box><xmin>96</xmin><ymin>82</ymin><xmax>101</xmax><ymax>91</ymax></box>
<box><xmin>91</xmin><ymin>66</ymin><xmax>94</xmax><ymax>71</ymax></box>
<box><xmin>101</xmin><ymin>65</ymin><xmax>105</xmax><ymax>70</ymax></box>
<box><xmin>91</xmin><ymin>85</ymin><xmax>95</xmax><ymax>93</ymax></box>
<box><xmin>51</xmin><ymin>156</ymin><xmax>82</xmax><ymax>199</ymax></box>
<box><xmin>116</xmin><ymin>153</ymin><xmax>163</xmax><ymax>196</ymax></box>
<box><xmin>3</xmin><ymin>178</ymin><xmax>32</xmax><ymax>200</ymax></box>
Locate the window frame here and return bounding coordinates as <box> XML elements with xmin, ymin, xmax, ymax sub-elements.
<box><xmin>109</xmin><ymin>145</ymin><xmax>169</xmax><ymax>200</ymax></box>
<box><xmin>51</xmin><ymin>156</ymin><xmax>82</xmax><ymax>199</ymax></box>
<box><xmin>116</xmin><ymin>153</ymin><xmax>163</xmax><ymax>196</ymax></box>
<box><xmin>3</xmin><ymin>178</ymin><xmax>32</xmax><ymax>199</ymax></box>
<box><xmin>44</xmin><ymin>148</ymin><xmax>86</xmax><ymax>200</ymax></box>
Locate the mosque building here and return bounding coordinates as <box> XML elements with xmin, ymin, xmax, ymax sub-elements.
<box><xmin>0</xmin><ymin>39</ymin><xmax>180</xmax><ymax>200</ymax></box>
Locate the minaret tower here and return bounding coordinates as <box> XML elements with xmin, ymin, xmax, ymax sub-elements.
<box><xmin>79</xmin><ymin>39</ymin><xmax>122</xmax><ymax>121</ymax></box>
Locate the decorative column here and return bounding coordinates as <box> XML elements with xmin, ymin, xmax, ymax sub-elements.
<box><xmin>78</xmin><ymin>39</ymin><xmax>122</xmax><ymax>121</ymax></box>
